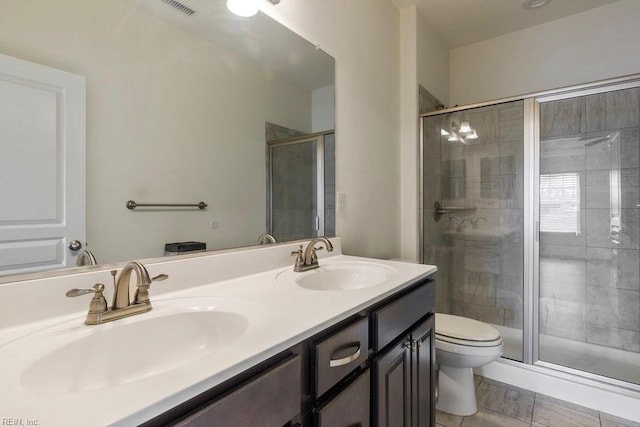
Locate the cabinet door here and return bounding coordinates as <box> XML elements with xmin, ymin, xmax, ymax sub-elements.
<box><xmin>411</xmin><ymin>316</ymin><xmax>435</xmax><ymax>427</ymax></box>
<box><xmin>172</xmin><ymin>356</ymin><xmax>300</xmax><ymax>427</ymax></box>
<box><xmin>316</xmin><ymin>369</ymin><xmax>370</xmax><ymax>427</ymax></box>
<box><xmin>374</xmin><ymin>337</ymin><xmax>411</xmax><ymax>427</ymax></box>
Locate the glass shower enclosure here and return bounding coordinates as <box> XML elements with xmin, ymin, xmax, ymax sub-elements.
<box><xmin>422</xmin><ymin>78</ymin><xmax>640</xmax><ymax>388</ymax></box>
<box><xmin>422</xmin><ymin>100</ymin><xmax>525</xmax><ymax>362</ymax></box>
<box><xmin>267</xmin><ymin>132</ymin><xmax>335</xmax><ymax>243</ymax></box>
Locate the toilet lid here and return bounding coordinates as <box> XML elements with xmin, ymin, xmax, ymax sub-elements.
<box><xmin>435</xmin><ymin>313</ymin><xmax>501</xmax><ymax>343</ymax></box>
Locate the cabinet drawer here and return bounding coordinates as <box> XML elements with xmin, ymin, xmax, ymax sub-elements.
<box><xmin>172</xmin><ymin>355</ymin><xmax>300</xmax><ymax>427</ymax></box>
<box><xmin>316</xmin><ymin>369</ymin><xmax>370</xmax><ymax>427</ymax></box>
<box><xmin>314</xmin><ymin>316</ymin><xmax>369</xmax><ymax>397</ymax></box>
<box><xmin>372</xmin><ymin>280</ymin><xmax>435</xmax><ymax>351</ymax></box>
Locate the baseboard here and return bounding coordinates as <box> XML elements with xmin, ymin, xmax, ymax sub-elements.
<box><xmin>475</xmin><ymin>358</ymin><xmax>640</xmax><ymax>422</ymax></box>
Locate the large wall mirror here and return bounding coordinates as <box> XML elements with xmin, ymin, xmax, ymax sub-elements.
<box><xmin>0</xmin><ymin>0</ymin><xmax>335</xmax><ymax>278</ymax></box>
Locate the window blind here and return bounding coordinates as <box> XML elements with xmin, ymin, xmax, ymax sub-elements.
<box><xmin>540</xmin><ymin>173</ymin><xmax>581</xmax><ymax>234</ymax></box>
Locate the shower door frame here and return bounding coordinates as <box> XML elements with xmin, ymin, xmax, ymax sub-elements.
<box><xmin>267</xmin><ymin>132</ymin><xmax>328</xmax><ymax>239</ymax></box>
<box><xmin>532</xmin><ymin>78</ymin><xmax>640</xmax><ymax>391</ymax></box>
<box><xmin>419</xmin><ymin>72</ymin><xmax>640</xmax><ymax>391</ymax></box>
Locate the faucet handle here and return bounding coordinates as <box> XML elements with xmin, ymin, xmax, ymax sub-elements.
<box><xmin>66</xmin><ymin>284</ymin><xmax>103</xmax><ymax>298</ymax></box>
<box><xmin>133</xmin><ymin>273</ymin><xmax>168</xmax><ymax>304</ymax></box>
<box><xmin>291</xmin><ymin>245</ymin><xmax>304</xmax><ymax>269</ymax></box>
<box><xmin>290</xmin><ymin>245</ymin><xmax>303</xmax><ymax>259</ymax></box>
<box><xmin>66</xmin><ymin>284</ymin><xmax>108</xmax><ymax>315</ymax></box>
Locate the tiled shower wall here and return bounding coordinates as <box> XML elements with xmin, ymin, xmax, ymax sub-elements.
<box><xmin>424</xmin><ymin>85</ymin><xmax>640</xmax><ymax>375</ymax></box>
<box><xmin>270</xmin><ymin>141</ymin><xmax>318</xmax><ymax>242</ymax></box>
<box><xmin>324</xmin><ymin>134</ymin><xmax>336</xmax><ymax>237</ymax></box>
<box><xmin>267</xmin><ymin>128</ymin><xmax>336</xmax><ymax>243</ymax></box>
<box><xmin>423</xmin><ymin>100</ymin><xmax>525</xmax><ymax>359</ymax></box>
<box><xmin>539</xmin><ymin>87</ymin><xmax>640</xmax><ymax>353</ymax></box>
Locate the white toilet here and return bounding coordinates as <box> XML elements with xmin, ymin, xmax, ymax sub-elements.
<box><xmin>435</xmin><ymin>313</ymin><xmax>503</xmax><ymax>416</ymax></box>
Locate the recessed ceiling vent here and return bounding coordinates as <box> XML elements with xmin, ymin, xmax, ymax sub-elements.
<box><xmin>160</xmin><ymin>0</ymin><xmax>196</xmax><ymax>16</ymax></box>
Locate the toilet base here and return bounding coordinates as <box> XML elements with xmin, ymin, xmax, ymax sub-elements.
<box><xmin>436</xmin><ymin>365</ymin><xmax>478</xmax><ymax>416</ymax></box>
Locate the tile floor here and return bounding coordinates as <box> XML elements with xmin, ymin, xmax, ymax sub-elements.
<box><xmin>436</xmin><ymin>376</ymin><xmax>640</xmax><ymax>427</ymax></box>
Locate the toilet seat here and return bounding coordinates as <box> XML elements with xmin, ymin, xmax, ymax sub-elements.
<box><xmin>436</xmin><ymin>333</ymin><xmax>502</xmax><ymax>347</ymax></box>
<box><xmin>436</xmin><ymin>336</ymin><xmax>503</xmax><ymax>357</ymax></box>
<box><xmin>435</xmin><ymin>313</ymin><xmax>503</xmax><ymax>349</ymax></box>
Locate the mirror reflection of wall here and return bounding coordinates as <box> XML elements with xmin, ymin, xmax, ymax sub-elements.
<box><xmin>0</xmin><ymin>0</ymin><xmax>335</xmax><ymax>276</ymax></box>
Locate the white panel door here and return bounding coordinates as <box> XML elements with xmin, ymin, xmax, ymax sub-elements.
<box><xmin>0</xmin><ymin>53</ymin><xmax>85</xmax><ymax>274</ymax></box>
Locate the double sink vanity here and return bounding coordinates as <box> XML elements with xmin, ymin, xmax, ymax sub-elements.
<box><xmin>0</xmin><ymin>238</ymin><xmax>436</xmax><ymax>426</ymax></box>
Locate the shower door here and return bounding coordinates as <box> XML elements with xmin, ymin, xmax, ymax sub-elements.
<box><xmin>267</xmin><ymin>132</ymin><xmax>335</xmax><ymax>242</ymax></box>
<box><xmin>422</xmin><ymin>76</ymin><xmax>640</xmax><ymax>389</ymax></box>
<box><xmin>422</xmin><ymin>100</ymin><xmax>525</xmax><ymax>362</ymax></box>
<box><xmin>535</xmin><ymin>84</ymin><xmax>640</xmax><ymax>385</ymax></box>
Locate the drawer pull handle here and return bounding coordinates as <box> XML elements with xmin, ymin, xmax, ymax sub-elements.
<box><xmin>329</xmin><ymin>344</ymin><xmax>361</xmax><ymax>368</ymax></box>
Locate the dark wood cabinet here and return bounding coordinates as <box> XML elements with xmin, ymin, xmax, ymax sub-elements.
<box><xmin>145</xmin><ymin>275</ymin><xmax>436</xmax><ymax>427</ymax></box>
<box><xmin>372</xmin><ymin>282</ymin><xmax>435</xmax><ymax>352</ymax></box>
<box><xmin>171</xmin><ymin>355</ymin><xmax>301</xmax><ymax>427</ymax></box>
<box><xmin>316</xmin><ymin>369</ymin><xmax>370</xmax><ymax>427</ymax></box>
<box><xmin>313</xmin><ymin>316</ymin><xmax>369</xmax><ymax>397</ymax></box>
<box><xmin>411</xmin><ymin>317</ymin><xmax>435</xmax><ymax>427</ymax></box>
<box><xmin>373</xmin><ymin>308</ymin><xmax>435</xmax><ymax>427</ymax></box>
<box><xmin>374</xmin><ymin>336</ymin><xmax>412</xmax><ymax>426</ymax></box>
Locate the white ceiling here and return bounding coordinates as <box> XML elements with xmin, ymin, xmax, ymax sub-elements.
<box><xmin>393</xmin><ymin>0</ymin><xmax>620</xmax><ymax>48</ymax></box>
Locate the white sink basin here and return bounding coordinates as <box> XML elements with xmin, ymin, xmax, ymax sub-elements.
<box><xmin>278</xmin><ymin>261</ymin><xmax>397</xmax><ymax>291</ymax></box>
<box><xmin>9</xmin><ymin>297</ymin><xmax>257</xmax><ymax>393</ymax></box>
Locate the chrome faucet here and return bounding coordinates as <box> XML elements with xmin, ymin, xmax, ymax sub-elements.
<box><xmin>66</xmin><ymin>261</ymin><xmax>168</xmax><ymax>325</ymax></box>
<box><xmin>114</xmin><ymin>261</ymin><xmax>156</xmax><ymax>308</ymax></box>
<box><xmin>75</xmin><ymin>250</ymin><xmax>97</xmax><ymax>266</ymax></box>
<box><xmin>257</xmin><ymin>233</ymin><xmax>277</xmax><ymax>245</ymax></box>
<box><xmin>291</xmin><ymin>237</ymin><xmax>334</xmax><ymax>272</ymax></box>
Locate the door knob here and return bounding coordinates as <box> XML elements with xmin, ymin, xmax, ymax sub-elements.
<box><xmin>68</xmin><ymin>240</ymin><xmax>83</xmax><ymax>251</ymax></box>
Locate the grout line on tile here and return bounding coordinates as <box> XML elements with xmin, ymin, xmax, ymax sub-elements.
<box><xmin>531</xmin><ymin>392</ymin><xmax>537</xmax><ymax>425</ymax></box>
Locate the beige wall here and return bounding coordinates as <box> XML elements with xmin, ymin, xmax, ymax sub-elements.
<box><xmin>396</xmin><ymin>6</ymin><xmax>449</xmax><ymax>262</ymax></box>
<box><xmin>417</xmin><ymin>12</ymin><xmax>449</xmax><ymax>108</ymax></box>
<box><xmin>263</xmin><ymin>0</ymin><xmax>402</xmax><ymax>259</ymax></box>
<box><xmin>399</xmin><ymin>6</ymin><xmax>419</xmax><ymax>262</ymax></box>
<box><xmin>450</xmin><ymin>0</ymin><xmax>640</xmax><ymax>105</ymax></box>
<box><xmin>0</xmin><ymin>0</ymin><xmax>312</xmax><ymax>263</ymax></box>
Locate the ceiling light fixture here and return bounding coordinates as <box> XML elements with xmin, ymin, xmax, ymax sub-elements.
<box><xmin>227</xmin><ymin>0</ymin><xmax>280</xmax><ymax>17</ymax></box>
<box><xmin>523</xmin><ymin>0</ymin><xmax>551</xmax><ymax>9</ymax></box>
<box><xmin>459</xmin><ymin>121</ymin><xmax>472</xmax><ymax>133</ymax></box>
<box><xmin>444</xmin><ymin>121</ymin><xmax>479</xmax><ymax>145</ymax></box>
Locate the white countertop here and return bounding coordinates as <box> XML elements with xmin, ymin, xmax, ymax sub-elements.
<box><xmin>0</xmin><ymin>242</ymin><xmax>436</xmax><ymax>427</ymax></box>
